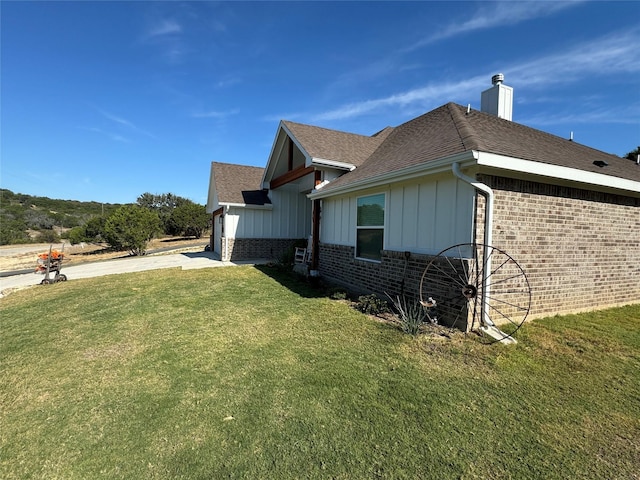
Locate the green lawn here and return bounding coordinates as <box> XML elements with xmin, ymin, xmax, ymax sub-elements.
<box><xmin>1</xmin><ymin>266</ymin><xmax>638</xmax><ymax>479</ymax></box>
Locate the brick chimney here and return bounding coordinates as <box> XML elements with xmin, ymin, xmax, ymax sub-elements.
<box><xmin>481</xmin><ymin>73</ymin><xmax>513</xmax><ymax>121</ymax></box>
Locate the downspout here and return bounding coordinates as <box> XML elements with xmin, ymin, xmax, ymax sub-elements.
<box><xmin>223</xmin><ymin>205</ymin><xmax>229</xmax><ymax>261</ymax></box>
<box><xmin>451</xmin><ymin>162</ymin><xmax>494</xmax><ymax>328</ymax></box>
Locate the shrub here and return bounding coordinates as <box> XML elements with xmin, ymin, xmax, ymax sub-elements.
<box><xmin>66</xmin><ymin>226</ymin><xmax>86</xmax><ymax>245</ymax></box>
<box><xmin>38</xmin><ymin>229</ymin><xmax>60</xmax><ymax>243</ymax></box>
<box><xmin>329</xmin><ymin>288</ymin><xmax>348</xmax><ymax>300</ymax></box>
<box><xmin>104</xmin><ymin>205</ymin><xmax>162</xmax><ymax>255</ymax></box>
<box><xmin>356</xmin><ymin>294</ymin><xmax>389</xmax><ymax>316</ymax></box>
<box><xmin>84</xmin><ymin>215</ymin><xmax>107</xmax><ymax>242</ymax></box>
<box><xmin>25</xmin><ymin>211</ymin><xmax>55</xmax><ymax>230</ymax></box>
<box><xmin>387</xmin><ymin>294</ymin><xmax>429</xmax><ymax>336</ymax></box>
<box><xmin>167</xmin><ymin>202</ymin><xmax>209</xmax><ymax>238</ymax></box>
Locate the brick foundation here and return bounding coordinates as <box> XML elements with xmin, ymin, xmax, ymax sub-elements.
<box><xmin>317</xmin><ymin>244</ymin><xmax>468</xmax><ymax>326</ymax></box>
<box><xmin>222</xmin><ymin>237</ymin><xmax>300</xmax><ymax>262</ymax></box>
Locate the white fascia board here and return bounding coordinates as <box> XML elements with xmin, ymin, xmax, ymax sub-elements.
<box><xmin>260</xmin><ymin>121</ymin><xmax>285</xmax><ymax>187</ymax></box>
<box><xmin>308</xmin><ymin>151</ymin><xmax>478</xmax><ymax>199</ymax></box>
<box><xmin>205</xmin><ymin>162</ymin><xmax>219</xmax><ymax>213</ymax></box>
<box><xmin>219</xmin><ymin>202</ymin><xmax>273</xmax><ymax>210</ymax></box>
<box><xmin>310</xmin><ymin>157</ymin><xmax>356</xmax><ymax>171</ymax></box>
<box><xmin>476</xmin><ymin>152</ymin><xmax>640</xmax><ymax>197</ymax></box>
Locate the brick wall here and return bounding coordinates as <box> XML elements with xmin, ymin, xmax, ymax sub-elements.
<box><xmin>222</xmin><ymin>237</ymin><xmax>299</xmax><ymax>262</ymax></box>
<box><xmin>318</xmin><ymin>175</ymin><xmax>639</xmax><ymax>326</ymax></box>
<box><xmin>479</xmin><ymin>175</ymin><xmax>640</xmax><ymax>319</ymax></box>
<box><xmin>318</xmin><ymin>244</ymin><xmax>471</xmax><ymax>329</ymax></box>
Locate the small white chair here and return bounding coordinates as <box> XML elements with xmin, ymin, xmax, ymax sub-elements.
<box><xmin>294</xmin><ymin>236</ymin><xmax>312</xmax><ymax>264</ymax></box>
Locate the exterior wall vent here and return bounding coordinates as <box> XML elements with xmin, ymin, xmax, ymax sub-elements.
<box><xmin>481</xmin><ymin>73</ymin><xmax>513</xmax><ymax>121</ymax></box>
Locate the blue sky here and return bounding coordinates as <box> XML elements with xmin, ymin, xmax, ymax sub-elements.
<box><xmin>2</xmin><ymin>1</ymin><xmax>639</xmax><ymax>205</ymax></box>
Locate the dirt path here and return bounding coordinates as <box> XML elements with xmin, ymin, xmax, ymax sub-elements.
<box><xmin>0</xmin><ymin>237</ymin><xmax>208</xmax><ymax>272</ymax></box>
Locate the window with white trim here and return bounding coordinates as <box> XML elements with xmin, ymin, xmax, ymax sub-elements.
<box><xmin>356</xmin><ymin>193</ymin><xmax>385</xmax><ymax>261</ymax></box>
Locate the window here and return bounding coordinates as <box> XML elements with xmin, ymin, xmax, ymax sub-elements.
<box><xmin>356</xmin><ymin>193</ymin><xmax>385</xmax><ymax>261</ymax></box>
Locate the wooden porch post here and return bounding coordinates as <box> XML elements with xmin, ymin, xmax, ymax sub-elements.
<box><xmin>311</xmin><ymin>170</ymin><xmax>322</xmax><ymax>270</ymax></box>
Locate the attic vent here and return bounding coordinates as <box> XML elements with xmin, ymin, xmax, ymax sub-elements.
<box><xmin>492</xmin><ymin>73</ymin><xmax>504</xmax><ymax>85</ymax></box>
<box><xmin>593</xmin><ymin>160</ymin><xmax>608</xmax><ymax>168</ymax></box>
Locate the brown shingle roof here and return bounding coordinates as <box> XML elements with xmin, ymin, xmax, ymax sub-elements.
<box><xmin>453</xmin><ymin>103</ymin><xmax>639</xmax><ymax>181</ymax></box>
<box><xmin>321</xmin><ymin>103</ymin><xmax>640</xmax><ymax>192</ymax></box>
<box><xmin>282</xmin><ymin>120</ymin><xmax>392</xmax><ymax>167</ymax></box>
<box><xmin>211</xmin><ymin>162</ymin><xmax>270</xmax><ymax>205</ymax></box>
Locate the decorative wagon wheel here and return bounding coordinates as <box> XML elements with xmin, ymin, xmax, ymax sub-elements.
<box><xmin>419</xmin><ymin>243</ymin><xmax>531</xmax><ymax>344</ymax></box>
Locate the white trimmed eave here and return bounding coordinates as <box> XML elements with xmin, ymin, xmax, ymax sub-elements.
<box><xmin>309</xmin><ymin>157</ymin><xmax>356</xmax><ymax>171</ymax></box>
<box><xmin>308</xmin><ymin>149</ymin><xmax>640</xmax><ymax>200</ymax></box>
<box><xmin>308</xmin><ymin>151</ymin><xmax>477</xmax><ymax>199</ymax></box>
<box><xmin>219</xmin><ymin>202</ymin><xmax>274</xmax><ymax>210</ymax></box>
<box><xmin>476</xmin><ymin>152</ymin><xmax>640</xmax><ymax>198</ymax></box>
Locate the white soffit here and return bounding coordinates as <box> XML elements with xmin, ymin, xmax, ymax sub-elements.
<box><xmin>220</xmin><ymin>202</ymin><xmax>273</xmax><ymax>210</ymax></box>
<box><xmin>477</xmin><ymin>152</ymin><xmax>640</xmax><ymax>196</ymax></box>
<box><xmin>311</xmin><ymin>157</ymin><xmax>356</xmax><ymax>171</ymax></box>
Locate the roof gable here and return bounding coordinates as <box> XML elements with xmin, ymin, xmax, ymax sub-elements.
<box><xmin>282</xmin><ymin>120</ymin><xmax>392</xmax><ymax>168</ymax></box>
<box><xmin>211</xmin><ymin>162</ymin><xmax>270</xmax><ymax>205</ymax></box>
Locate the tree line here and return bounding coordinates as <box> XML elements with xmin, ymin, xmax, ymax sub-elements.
<box><xmin>68</xmin><ymin>193</ymin><xmax>210</xmax><ymax>255</ymax></box>
<box><xmin>0</xmin><ymin>189</ymin><xmax>121</xmax><ymax>245</ymax></box>
<box><xmin>0</xmin><ymin>190</ymin><xmax>210</xmax><ymax>255</ymax></box>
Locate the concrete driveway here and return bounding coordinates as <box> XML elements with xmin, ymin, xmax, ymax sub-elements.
<box><xmin>0</xmin><ymin>251</ymin><xmax>268</xmax><ymax>297</ymax></box>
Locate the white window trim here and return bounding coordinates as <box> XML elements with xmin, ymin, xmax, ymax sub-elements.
<box><xmin>355</xmin><ymin>192</ymin><xmax>386</xmax><ymax>262</ymax></box>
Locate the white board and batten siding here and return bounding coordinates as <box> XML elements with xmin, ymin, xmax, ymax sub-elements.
<box><xmin>225</xmin><ymin>184</ymin><xmax>312</xmax><ymax>240</ymax></box>
<box><xmin>320</xmin><ymin>176</ymin><xmax>475</xmax><ymax>255</ymax></box>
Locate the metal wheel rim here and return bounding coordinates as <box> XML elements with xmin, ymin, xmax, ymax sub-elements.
<box><xmin>420</xmin><ymin>243</ymin><xmax>531</xmax><ymax>343</ymax></box>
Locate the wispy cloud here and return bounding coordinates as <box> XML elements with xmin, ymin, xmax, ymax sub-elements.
<box><xmin>215</xmin><ymin>76</ymin><xmax>242</xmax><ymax>89</ymax></box>
<box><xmin>405</xmin><ymin>1</ymin><xmax>584</xmax><ymax>51</ymax></box>
<box><xmin>310</xmin><ymin>77</ymin><xmax>485</xmax><ymax>122</ymax></box>
<box><xmin>96</xmin><ymin>108</ymin><xmax>157</xmax><ymax>139</ymax></box>
<box><xmin>141</xmin><ymin>17</ymin><xmax>187</xmax><ymax>64</ymax></box>
<box><xmin>192</xmin><ymin>109</ymin><xmax>240</xmax><ymax>119</ymax></box>
<box><xmin>80</xmin><ymin>126</ymin><xmax>130</xmax><ymax>143</ymax></box>
<box><xmin>503</xmin><ymin>30</ymin><xmax>640</xmax><ymax>88</ymax></box>
<box><xmin>97</xmin><ymin>109</ymin><xmax>137</xmax><ymax>130</ymax></box>
<box><xmin>146</xmin><ymin>19</ymin><xmax>182</xmax><ymax>39</ymax></box>
<box><xmin>521</xmin><ymin>103</ymin><xmax>640</xmax><ymax>126</ymax></box>
<box><xmin>310</xmin><ymin>29</ymin><xmax>640</xmax><ymax>123</ymax></box>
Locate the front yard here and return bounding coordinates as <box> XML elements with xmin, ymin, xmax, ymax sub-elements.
<box><xmin>1</xmin><ymin>266</ymin><xmax>638</xmax><ymax>479</ymax></box>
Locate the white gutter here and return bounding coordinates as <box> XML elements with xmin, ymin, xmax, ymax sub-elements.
<box><xmin>452</xmin><ymin>162</ymin><xmax>495</xmax><ymax>329</ymax></box>
<box><xmin>309</xmin><ymin>151</ymin><xmax>477</xmax><ymax>199</ymax></box>
<box><xmin>220</xmin><ymin>202</ymin><xmax>273</xmax><ymax>210</ymax></box>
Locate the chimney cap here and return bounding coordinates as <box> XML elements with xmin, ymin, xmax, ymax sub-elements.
<box><xmin>491</xmin><ymin>73</ymin><xmax>504</xmax><ymax>85</ymax></box>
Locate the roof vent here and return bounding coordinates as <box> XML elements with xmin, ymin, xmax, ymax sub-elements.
<box><xmin>492</xmin><ymin>73</ymin><xmax>504</xmax><ymax>85</ymax></box>
<box><xmin>593</xmin><ymin>160</ymin><xmax>608</xmax><ymax>168</ymax></box>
